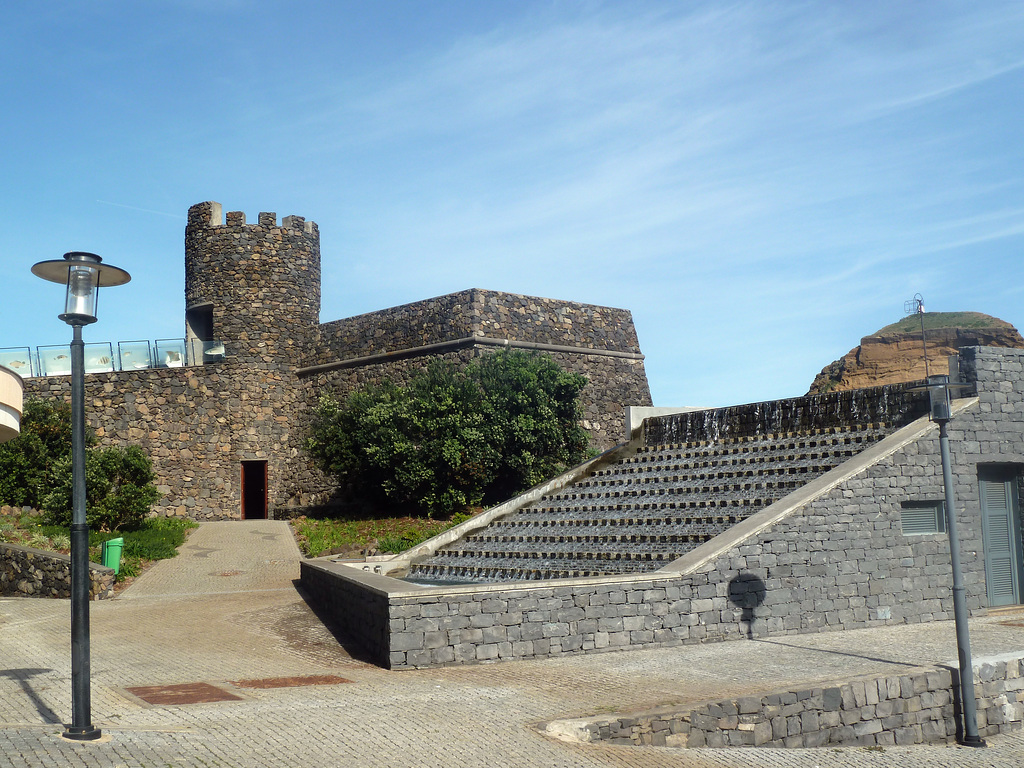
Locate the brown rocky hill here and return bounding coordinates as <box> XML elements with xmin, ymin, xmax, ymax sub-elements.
<box><xmin>807</xmin><ymin>312</ymin><xmax>1024</xmax><ymax>395</ymax></box>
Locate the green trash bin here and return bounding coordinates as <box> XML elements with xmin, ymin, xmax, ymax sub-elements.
<box><xmin>101</xmin><ymin>537</ymin><xmax>124</xmax><ymax>575</ymax></box>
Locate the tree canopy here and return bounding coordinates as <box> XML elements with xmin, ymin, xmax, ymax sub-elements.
<box><xmin>0</xmin><ymin>398</ymin><xmax>160</xmax><ymax>531</ymax></box>
<box><xmin>307</xmin><ymin>350</ymin><xmax>590</xmax><ymax>517</ymax></box>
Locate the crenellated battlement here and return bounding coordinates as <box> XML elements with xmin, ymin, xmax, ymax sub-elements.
<box><xmin>187</xmin><ymin>201</ymin><xmax>318</xmax><ymax>236</ymax></box>
<box><xmin>184</xmin><ymin>201</ymin><xmax>322</xmax><ymax>367</ymax></box>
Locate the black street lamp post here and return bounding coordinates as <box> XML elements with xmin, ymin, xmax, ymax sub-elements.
<box><xmin>31</xmin><ymin>252</ymin><xmax>130</xmax><ymax>742</ymax></box>
<box><xmin>924</xmin><ymin>374</ymin><xmax>986</xmax><ymax>748</ymax></box>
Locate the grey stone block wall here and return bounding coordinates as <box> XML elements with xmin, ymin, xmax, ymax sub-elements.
<box><xmin>1</xmin><ymin>542</ymin><xmax>115</xmax><ymax>600</ymax></box>
<box><xmin>300</xmin><ymin>347</ymin><xmax>1024</xmax><ymax>669</ymax></box>
<box><xmin>574</xmin><ymin>656</ymin><xmax>1024</xmax><ymax>748</ymax></box>
<box><xmin>299</xmin><ymin>561</ymin><xmax>392</xmax><ymax>660</ymax></box>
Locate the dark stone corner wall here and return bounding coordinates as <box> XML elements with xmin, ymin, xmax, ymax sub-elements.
<box><xmin>1</xmin><ymin>541</ymin><xmax>115</xmax><ymax>600</ymax></box>
<box><xmin>301</xmin><ymin>287</ymin><xmax>653</xmax><ymax>459</ymax></box>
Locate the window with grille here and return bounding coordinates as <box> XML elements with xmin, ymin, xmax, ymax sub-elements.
<box><xmin>900</xmin><ymin>501</ymin><xmax>946</xmax><ymax>535</ymax></box>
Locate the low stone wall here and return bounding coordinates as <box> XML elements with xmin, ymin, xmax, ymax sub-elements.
<box><xmin>556</xmin><ymin>654</ymin><xmax>1024</xmax><ymax>748</ymax></box>
<box><xmin>300</xmin><ymin>560</ymin><xmax>692</xmax><ymax>668</ymax></box>
<box><xmin>643</xmin><ymin>382</ymin><xmax>931</xmax><ymax>446</ymax></box>
<box><xmin>300</xmin><ymin>560</ymin><xmax>391</xmax><ymax>657</ymax></box>
<box><xmin>0</xmin><ymin>542</ymin><xmax>115</xmax><ymax>600</ymax></box>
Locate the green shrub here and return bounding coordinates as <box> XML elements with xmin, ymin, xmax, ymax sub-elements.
<box><xmin>473</xmin><ymin>350</ymin><xmax>589</xmax><ymax>500</ymax></box>
<box><xmin>0</xmin><ymin>400</ymin><xmax>79</xmax><ymax>508</ymax></box>
<box><xmin>308</xmin><ymin>350</ymin><xmax>589</xmax><ymax>517</ymax></box>
<box><xmin>43</xmin><ymin>445</ymin><xmax>161</xmax><ymax>531</ymax></box>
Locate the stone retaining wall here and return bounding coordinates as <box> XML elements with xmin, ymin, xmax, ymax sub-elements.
<box><xmin>299</xmin><ymin>410</ymin><xmax>963</xmax><ymax>670</ymax></box>
<box><xmin>300</xmin><ymin>348</ymin><xmax>1024</xmax><ymax>670</ymax></box>
<box><xmin>563</xmin><ymin>655</ymin><xmax>1024</xmax><ymax>748</ymax></box>
<box><xmin>0</xmin><ymin>542</ymin><xmax>115</xmax><ymax>600</ymax></box>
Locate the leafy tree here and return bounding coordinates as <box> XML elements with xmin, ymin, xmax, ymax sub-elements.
<box><xmin>308</xmin><ymin>351</ymin><xmax>589</xmax><ymax>517</ymax></box>
<box><xmin>0</xmin><ymin>397</ymin><xmax>160</xmax><ymax>531</ymax></box>
<box><xmin>474</xmin><ymin>350</ymin><xmax>589</xmax><ymax>500</ymax></box>
<box><xmin>42</xmin><ymin>445</ymin><xmax>161</xmax><ymax>532</ymax></box>
<box><xmin>0</xmin><ymin>399</ymin><xmax>79</xmax><ymax>508</ymax></box>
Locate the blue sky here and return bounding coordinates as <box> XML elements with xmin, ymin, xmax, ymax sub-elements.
<box><xmin>2</xmin><ymin>1</ymin><xmax>1023</xmax><ymax>408</ymax></box>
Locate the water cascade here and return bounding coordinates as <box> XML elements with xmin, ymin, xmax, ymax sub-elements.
<box><xmin>406</xmin><ymin>383</ymin><xmax>932</xmax><ymax>584</ymax></box>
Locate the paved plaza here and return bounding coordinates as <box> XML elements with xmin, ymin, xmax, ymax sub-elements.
<box><xmin>1</xmin><ymin>521</ymin><xmax>1023</xmax><ymax>767</ymax></box>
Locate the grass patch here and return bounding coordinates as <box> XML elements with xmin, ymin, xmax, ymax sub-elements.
<box><xmin>0</xmin><ymin>510</ymin><xmax>196</xmax><ymax>581</ymax></box>
<box><xmin>875</xmin><ymin>311</ymin><xmax>1009</xmax><ymax>336</ymax></box>
<box><xmin>291</xmin><ymin>510</ymin><xmax>472</xmax><ymax>557</ymax></box>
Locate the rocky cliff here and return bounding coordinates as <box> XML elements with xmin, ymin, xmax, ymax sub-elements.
<box><xmin>807</xmin><ymin>312</ymin><xmax>1024</xmax><ymax>395</ymax></box>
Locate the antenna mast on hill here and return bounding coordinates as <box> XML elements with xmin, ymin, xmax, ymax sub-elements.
<box><xmin>904</xmin><ymin>293</ymin><xmax>929</xmax><ymax>379</ymax></box>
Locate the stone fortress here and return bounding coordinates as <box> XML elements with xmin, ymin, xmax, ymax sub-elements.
<box><xmin>6</xmin><ymin>201</ymin><xmax>1024</xmax><ymax>701</ymax></box>
<box><xmin>15</xmin><ymin>201</ymin><xmax>652</xmax><ymax>521</ymax></box>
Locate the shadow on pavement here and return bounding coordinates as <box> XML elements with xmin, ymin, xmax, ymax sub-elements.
<box><xmin>292</xmin><ymin>580</ymin><xmax>380</xmax><ymax>667</ymax></box>
<box><xmin>0</xmin><ymin>668</ymin><xmax>61</xmax><ymax>724</ymax></box>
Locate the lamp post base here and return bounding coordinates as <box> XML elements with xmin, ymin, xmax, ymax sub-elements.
<box><xmin>960</xmin><ymin>734</ymin><xmax>987</xmax><ymax>748</ymax></box>
<box><xmin>62</xmin><ymin>724</ymin><xmax>102</xmax><ymax>741</ymax></box>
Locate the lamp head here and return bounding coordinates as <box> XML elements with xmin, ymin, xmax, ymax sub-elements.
<box><xmin>31</xmin><ymin>252</ymin><xmax>131</xmax><ymax>326</ymax></box>
<box><xmin>926</xmin><ymin>374</ymin><xmax>952</xmax><ymax>423</ymax></box>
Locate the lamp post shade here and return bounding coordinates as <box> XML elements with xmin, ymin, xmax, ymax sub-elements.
<box><xmin>31</xmin><ymin>252</ymin><xmax>131</xmax><ymax>325</ymax></box>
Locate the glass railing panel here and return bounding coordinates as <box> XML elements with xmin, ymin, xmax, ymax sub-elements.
<box><xmin>0</xmin><ymin>347</ymin><xmax>34</xmax><ymax>378</ymax></box>
<box><xmin>185</xmin><ymin>339</ymin><xmax>227</xmax><ymax>365</ymax></box>
<box><xmin>202</xmin><ymin>340</ymin><xmax>226</xmax><ymax>363</ymax></box>
<box><xmin>11</xmin><ymin>338</ymin><xmax>228</xmax><ymax>376</ymax></box>
<box><xmin>84</xmin><ymin>343</ymin><xmax>115</xmax><ymax>374</ymax></box>
<box><xmin>154</xmin><ymin>339</ymin><xmax>187</xmax><ymax>368</ymax></box>
<box><xmin>37</xmin><ymin>345</ymin><xmax>73</xmax><ymax>376</ymax></box>
<box><xmin>118</xmin><ymin>341</ymin><xmax>153</xmax><ymax>371</ymax></box>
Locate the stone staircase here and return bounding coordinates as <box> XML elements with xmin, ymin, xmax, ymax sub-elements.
<box><xmin>407</xmin><ymin>421</ymin><xmax>897</xmax><ymax>583</ymax></box>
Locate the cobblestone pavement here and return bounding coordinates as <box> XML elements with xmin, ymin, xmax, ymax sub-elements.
<box><xmin>1</xmin><ymin>521</ymin><xmax>1023</xmax><ymax>767</ymax></box>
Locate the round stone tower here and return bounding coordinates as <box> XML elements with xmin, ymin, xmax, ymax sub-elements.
<box><xmin>184</xmin><ymin>201</ymin><xmax>321</xmax><ymax>368</ymax></box>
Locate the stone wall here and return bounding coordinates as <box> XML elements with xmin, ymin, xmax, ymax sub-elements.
<box><xmin>643</xmin><ymin>383</ymin><xmax>932</xmax><ymax>445</ymax></box>
<box><xmin>185</xmin><ymin>201</ymin><xmax>321</xmax><ymax>369</ymax></box>
<box><xmin>1</xmin><ymin>542</ymin><xmax>115</xmax><ymax>600</ymax></box>
<box><xmin>299</xmin><ymin>344</ymin><xmax>650</xmax><ymax>462</ymax></box>
<box><xmin>300</xmin><ymin>347</ymin><xmax>1024</xmax><ymax>669</ymax></box>
<box><xmin>310</xmin><ymin>289</ymin><xmax>643</xmax><ymax>366</ymax></box>
<box><xmin>6</xmin><ymin>202</ymin><xmax>654</xmax><ymax>520</ymax></box>
<box><xmin>22</xmin><ymin>362</ymin><xmax>307</xmax><ymax>520</ymax></box>
<box><xmin>565</xmin><ymin>656</ymin><xmax>1024</xmax><ymax>748</ymax></box>
<box><xmin>302</xmin><ymin>288</ymin><xmax>652</xmax><ymax>452</ymax></box>
<box><xmin>313</xmin><ymin>291</ymin><xmax>478</xmax><ymax>364</ymax></box>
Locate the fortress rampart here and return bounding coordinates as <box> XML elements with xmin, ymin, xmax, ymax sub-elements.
<box><xmin>14</xmin><ymin>202</ymin><xmax>653</xmax><ymax>520</ymax></box>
